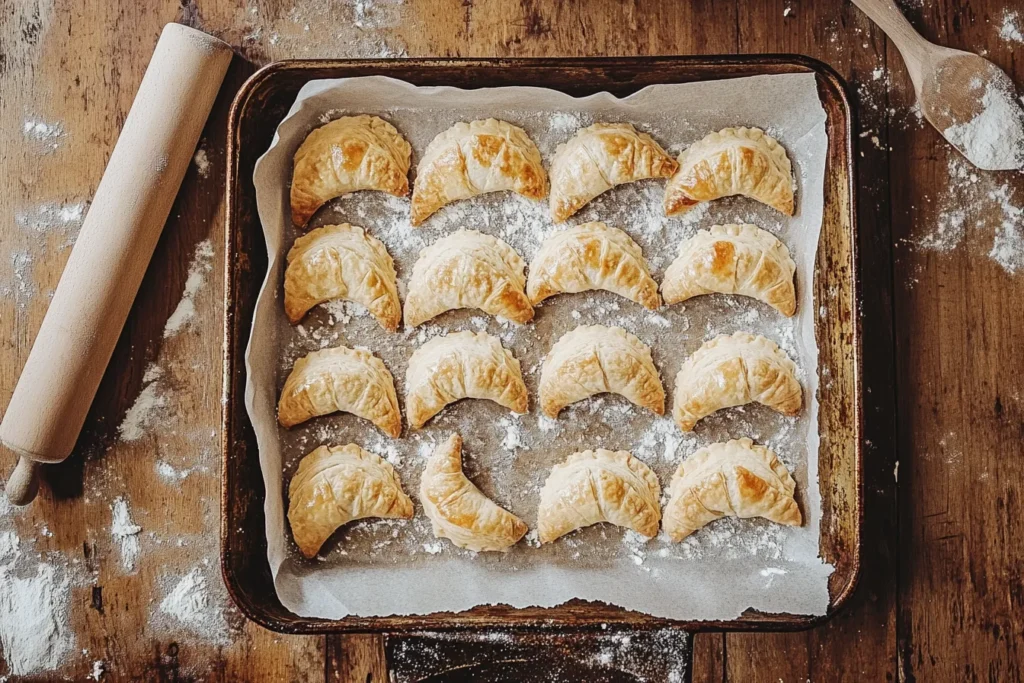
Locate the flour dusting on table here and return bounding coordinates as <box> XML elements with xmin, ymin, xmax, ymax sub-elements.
<box><xmin>155</xmin><ymin>566</ymin><xmax>231</xmax><ymax>646</ymax></box>
<box><xmin>110</xmin><ymin>496</ymin><xmax>143</xmax><ymax>573</ymax></box>
<box><xmin>164</xmin><ymin>239</ymin><xmax>215</xmax><ymax>338</ymax></box>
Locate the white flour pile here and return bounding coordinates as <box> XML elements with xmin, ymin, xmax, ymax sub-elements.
<box><xmin>164</xmin><ymin>239</ymin><xmax>215</xmax><ymax>338</ymax></box>
<box><xmin>110</xmin><ymin>497</ymin><xmax>143</xmax><ymax>573</ymax></box>
<box><xmin>117</xmin><ymin>363</ymin><xmax>169</xmax><ymax>442</ymax></box>
<box><xmin>193</xmin><ymin>148</ymin><xmax>211</xmax><ymax>178</ymax></box>
<box><xmin>0</xmin><ymin>526</ymin><xmax>75</xmax><ymax>677</ymax></box>
<box><xmin>155</xmin><ymin>567</ymin><xmax>230</xmax><ymax>645</ymax></box>
<box><xmin>914</xmin><ymin>154</ymin><xmax>1024</xmax><ymax>273</ymax></box>
<box><xmin>999</xmin><ymin>11</ymin><xmax>1024</xmax><ymax>44</ymax></box>
<box><xmin>943</xmin><ymin>79</ymin><xmax>1024</xmax><ymax>171</ymax></box>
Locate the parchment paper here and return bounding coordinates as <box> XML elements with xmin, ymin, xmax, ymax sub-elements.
<box><xmin>247</xmin><ymin>73</ymin><xmax>835</xmax><ymax>621</ymax></box>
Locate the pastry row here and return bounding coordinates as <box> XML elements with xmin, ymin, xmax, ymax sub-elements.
<box><xmin>284</xmin><ymin>221</ymin><xmax>798</xmax><ymax>331</ymax></box>
<box><xmin>290</xmin><ymin>115</ymin><xmax>796</xmax><ymax>228</ymax></box>
<box><xmin>278</xmin><ymin>327</ymin><xmax>802</xmax><ymax>436</ymax></box>
<box><xmin>288</xmin><ymin>435</ymin><xmax>803</xmax><ymax>558</ymax></box>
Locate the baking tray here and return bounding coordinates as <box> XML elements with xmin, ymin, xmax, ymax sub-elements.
<box><xmin>222</xmin><ymin>57</ymin><xmax>861</xmax><ymax>638</ymax></box>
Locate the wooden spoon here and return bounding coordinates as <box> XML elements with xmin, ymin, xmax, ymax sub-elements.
<box><xmin>851</xmin><ymin>0</ymin><xmax>1024</xmax><ymax>171</ymax></box>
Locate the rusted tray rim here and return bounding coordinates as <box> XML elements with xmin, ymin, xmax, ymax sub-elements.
<box><xmin>221</xmin><ymin>54</ymin><xmax>863</xmax><ymax>635</ymax></box>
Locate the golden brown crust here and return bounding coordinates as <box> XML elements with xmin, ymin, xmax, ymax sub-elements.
<box><xmin>661</xmin><ymin>223</ymin><xmax>796</xmax><ymax>316</ymax></box>
<box><xmin>278</xmin><ymin>346</ymin><xmax>402</xmax><ymax>437</ymax></box>
<box><xmin>663</xmin><ymin>127</ymin><xmax>794</xmax><ymax>217</ymax></box>
<box><xmin>549</xmin><ymin>123</ymin><xmax>677</xmax><ymax>222</ymax></box>
<box><xmin>290</xmin><ymin>115</ymin><xmax>412</xmax><ymax>228</ymax></box>
<box><xmin>662</xmin><ymin>437</ymin><xmax>801</xmax><ymax>542</ymax></box>
<box><xmin>527</xmin><ymin>222</ymin><xmax>661</xmax><ymax>310</ymax></box>
<box><xmin>672</xmin><ymin>332</ymin><xmax>801</xmax><ymax>432</ymax></box>
<box><xmin>410</xmin><ymin>119</ymin><xmax>547</xmax><ymax>225</ymax></box>
<box><xmin>537</xmin><ymin>449</ymin><xmax>661</xmax><ymax>543</ymax></box>
<box><xmin>404</xmin><ymin>230</ymin><xmax>533</xmax><ymax>327</ymax></box>
<box><xmin>288</xmin><ymin>443</ymin><xmax>414</xmax><ymax>557</ymax></box>
<box><xmin>283</xmin><ymin>223</ymin><xmax>401</xmax><ymax>329</ymax></box>
<box><xmin>419</xmin><ymin>434</ymin><xmax>528</xmax><ymax>551</ymax></box>
<box><xmin>539</xmin><ymin>325</ymin><xmax>664</xmax><ymax>418</ymax></box>
<box><xmin>405</xmin><ymin>331</ymin><xmax>528</xmax><ymax>429</ymax></box>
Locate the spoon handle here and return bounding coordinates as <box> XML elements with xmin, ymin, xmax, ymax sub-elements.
<box><xmin>850</xmin><ymin>0</ymin><xmax>932</xmax><ymax>89</ymax></box>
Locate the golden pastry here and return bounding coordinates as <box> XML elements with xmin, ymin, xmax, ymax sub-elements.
<box><xmin>288</xmin><ymin>443</ymin><xmax>414</xmax><ymax>558</ymax></box>
<box><xmin>419</xmin><ymin>433</ymin><xmax>528</xmax><ymax>551</ymax></box>
<box><xmin>673</xmin><ymin>332</ymin><xmax>801</xmax><ymax>432</ymax></box>
<box><xmin>405</xmin><ymin>331</ymin><xmax>528</xmax><ymax>429</ymax></box>
<box><xmin>539</xmin><ymin>325</ymin><xmax>664</xmax><ymax>418</ymax></box>
<box><xmin>290</xmin><ymin>115</ymin><xmax>412</xmax><ymax>227</ymax></box>
<box><xmin>662</xmin><ymin>223</ymin><xmax>796</xmax><ymax>316</ymax></box>
<box><xmin>404</xmin><ymin>230</ymin><xmax>532</xmax><ymax>327</ymax></box>
<box><xmin>410</xmin><ymin>119</ymin><xmax>547</xmax><ymax>225</ymax></box>
<box><xmin>527</xmin><ymin>221</ymin><xmax>661</xmax><ymax>310</ymax></box>
<box><xmin>549</xmin><ymin>122</ymin><xmax>677</xmax><ymax>222</ymax></box>
<box><xmin>283</xmin><ymin>223</ymin><xmax>401</xmax><ymax>329</ymax></box>
<box><xmin>663</xmin><ymin>126</ymin><xmax>794</xmax><ymax>216</ymax></box>
<box><xmin>537</xmin><ymin>449</ymin><xmax>661</xmax><ymax>543</ymax></box>
<box><xmin>278</xmin><ymin>345</ymin><xmax>401</xmax><ymax>437</ymax></box>
<box><xmin>663</xmin><ymin>437</ymin><xmax>801</xmax><ymax>541</ymax></box>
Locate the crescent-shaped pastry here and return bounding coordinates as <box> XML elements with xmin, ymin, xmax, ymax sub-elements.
<box><xmin>527</xmin><ymin>222</ymin><xmax>661</xmax><ymax>310</ymax></box>
<box><xmin>278</xmin><ymin>345</ymin><xmax>402</xmax><ymax>437</ymax></box>
<box><xmin>539</xmin><ymin>325</ymin><xmax>664</xmax><ymax>418</ymax></box>
<box><xmin>663</xmin><ymin>126</ymin><xmax>795</xmax><ymax>217</ymax></box>
<box><xmin>283</xmin><ymin>223</ymin><xmax>401</xmax><ymax>329</ymax></box>
<box><xmin>290</xmin><ymin>115</ymin><xmax>412</xmax><ymax>227</ymax></box>
<box><xmin>420</xmin><ymin>433</ymin><xmax>529</xmax><ymax>551</ymax></box>
<box><xmin>673</xmin><ymin>332</ymin><xmax>801</xmax><ymax>432</ymax></box>
<box><xmin>549</xmin><ymin>123</ymin><xmax>678</xmax><ymax>222</ymax></box>
<box><xmin>403</xmin><ymin>230</ymin><xmax>533</xmax><ymax>327</ymax></box>
<box><xmin>662</xmin><ymin>223</ymin><xmax>796</xmax><ymax>316</ymax></box>
<box><xmin>288</xmin><ymin>443</ymin><xmax>414</xmax><ymax>558</ymax></box>
<box><xmin>663</xmin><ymin>438</ymin><xmax>802</xmax><ymax>541</ymax></box>
<box><xmin>410</xmin><ymin>119</ymin><xmax>548</xmax><ymax>225</ymax></box>
<box><xmin>405</xmin><ymin>331</ymin><xmax>528</xmax><ymax>429</ymax></box>
<box><xmin>537</xmin><ymin>449</ymin><xmax>661</xmax><ymax>543</ymax></box>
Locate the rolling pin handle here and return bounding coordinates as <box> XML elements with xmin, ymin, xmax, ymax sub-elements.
<box><xmin>5</xmin><ymin>457</ymin><xmax>40</xmax><ymax>506</ymax></box>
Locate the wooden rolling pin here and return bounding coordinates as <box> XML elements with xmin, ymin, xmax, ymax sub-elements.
<box><xmin>0</xmin><ymin>24</ymin><xmax>232</xmax><ymax>505</ymax></box>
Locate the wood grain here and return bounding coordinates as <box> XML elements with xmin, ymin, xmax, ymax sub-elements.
<box><xmin>1</xmin><ymin>0</ymin><xmax>1021</xmax><ymax>680</ymax></box>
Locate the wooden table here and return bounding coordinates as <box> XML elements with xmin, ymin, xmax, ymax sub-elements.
<box><xmin>1</xmin><ymin>1</ymin><xmax>1021</xmax><ymax>680</ymax></box>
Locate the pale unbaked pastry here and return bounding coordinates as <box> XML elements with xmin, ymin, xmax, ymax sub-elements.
<box><xmin>410</xmin><ymin>119</ymin><xmax>548</xmax><ymax>225</ymax></box>
<box><xmin>405</xmin><ymin>331</ymin><xmax>528</xmax><ymax>429</ymax></box>
<box><xmin>288</xmin><ymin>443</ymin><xmax>414</xmax><ymax>558</ymax></box>
<box><xmin>662</xmin><ymin>437</ymin><xmax>802</xmax><ymax>541</ymax></box>
<box><xmin>664</xmin><ymin>127</ymin><xmax>795</xmax><ymax>217</ymax></box>
<box><xmin>549</xmin><ymin>123</ymin><xmax>678</xmax><ymax>222</ymax></box>
<box><xmin>662</xmin><ymin>223</ymin><xmax>796</xmax><ymax>316</ymax></box>
<box><xmin>290</xmin><ymin>115</ymin><xmax>412</xmax><ymax>227</ymax></box>
<box><xmin>278</xmin><ymin>345</ymin><xmax>402</xmax><ymax>437</ymax></box>
<box><xmin>537</xmin><ymin>449</ymin><xmax>661</xmax><ymax>543</ymax></box>
<box><xmin>404</xmin><ymin>230</ymin><xmax>533</xmax><ymax>327</ymax></box>
<box><xmin>673</xmin><ymin>332</ymin><xmax>801</xmax><ymax>432</ymax></box>
<box><xmin>539</xmin><ymin>325</ymin><xmax>664</xmax><ymax>418</ymax></box>
<box><xmin>527</xmin><ymin>222</ymin><xmax>661</xmax><ymax>310</ymax></box>
<box><xmin>419</xmin><ymin>433</ymin><xmax>528</xmax><ymax>551</ymax></box>
<box><xmin>283</xmin><ymin>223</ymin><xmax>401</xmax><ymax>329</ymax></box>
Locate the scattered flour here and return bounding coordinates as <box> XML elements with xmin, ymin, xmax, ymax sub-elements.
<box><xmin>110</xmin><ymin>497</ymin><xmax>143</xmax><ymax>573</ymax></box>
<box><xmin>988</xmin><ymin>184</ymin><xmax>1024</xmax><ymax>274</ymax></box>
<box><xmin>942</xmin><ymin>79</ymin><xmax>1024</xmax><ymax>171</ymax></box>
<box><xmin>193</xmin><ymin>148</ymin><xmax>211</xmax><ymax>178</ymax></box>
<box><xmin>999</xmin><ymin>11</ymin><xmax>1024</xmax><ymax>44</ymax></box>
<box><xmin>89</xmin><ymin>660</ymin><xmax>106</xmax><ymax>681</ymax></box>
<box><xmin>0</xmin><ymin>562</ymin><xmax>75</xmax><ymax>676</ymax></box>
<box><xmin>157</xmin><ymin>568</ymin><xmax>230</xmax><ymax>645</ymax></box>
<box><xmin>22</xmin><ymin>117</ymin><xmax>65</xmax><ymax>152</ymax></box>
<box><xmin>117</xmin><ymin>363</ymin><xmax>169</xmax><ymax>442</ymax></box>
<box><xmin>164</xmin><ymin>239</ymin><xmax>215</xmax><ymax>338</ymax></box>
<box><xmin>155</xmin><ymin>461</ymin><xmax>192</xmax><ymax>482</ymax></box>
<box><xmin>15</xmin><ymin>201</ymin><xmax>87</xmax><ymax>243</ymax></box>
